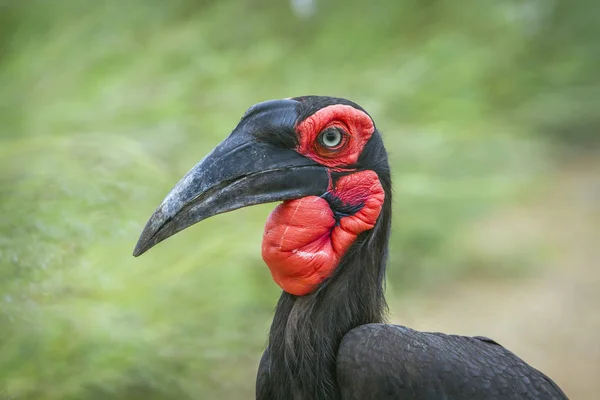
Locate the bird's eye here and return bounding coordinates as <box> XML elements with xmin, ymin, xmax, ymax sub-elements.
<box><xmin>318</xmin><ymin>128</ymin><xmax>344</xmax><ymax>149</ymax></box>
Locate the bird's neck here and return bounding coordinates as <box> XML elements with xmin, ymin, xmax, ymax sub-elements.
<box><xmin>259</xmin><ymin>203</ymin><xmax>391</xmax><ymax>400</ymax></box>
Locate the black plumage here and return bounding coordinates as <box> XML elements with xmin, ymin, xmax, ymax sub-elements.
<box><xmin>254</xmin><ymin>97</ymin><xmax>566</xmax><ymax>400</ymax></box>
<box><xmin>134</xmin><ymin>96</ymin><xmax>568</xmax><ymax>400</ymax></box>
<box><xmin>337</xmin><ymin>325</ymin><xmax>567</xmax><ymax>399</ymax></box>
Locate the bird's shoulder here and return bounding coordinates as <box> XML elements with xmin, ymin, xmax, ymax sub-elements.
<box><xmin>336</xmin><ymin>323</ymin><xmax>568</xmax><ymax>400</ymax></box>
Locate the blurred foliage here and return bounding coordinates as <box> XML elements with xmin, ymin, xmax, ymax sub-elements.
<box><xmin>0</xmin><ymin>0</ymin><xmax>598</xmax><ymax>398</ymax></box>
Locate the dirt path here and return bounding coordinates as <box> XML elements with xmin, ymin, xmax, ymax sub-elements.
<box><xmin>391</xmin><ymin>157</ymin><xmax>600</xmax><ymax>399</ymax></box>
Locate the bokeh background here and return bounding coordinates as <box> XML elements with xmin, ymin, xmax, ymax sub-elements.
<box><xmin>1</xmin><ymin>0</ymin><xmax>599</xmax><ymax>398</ymax></box>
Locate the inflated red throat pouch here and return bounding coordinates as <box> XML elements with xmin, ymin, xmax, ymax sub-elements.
<box><xmin>261</xmin><ymin>170</ymin><xmax>384</xmax><ymax>296</ymax></box>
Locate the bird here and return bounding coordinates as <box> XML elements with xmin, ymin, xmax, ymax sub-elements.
<box><xmin>133</xmin><ymin>96</ymin><xmax>568</xmax><ymax>400</ymax></box>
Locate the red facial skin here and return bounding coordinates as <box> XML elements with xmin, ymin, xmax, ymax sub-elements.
<box><xmin>261</xmin><ymin>104</ymin><xmax>385</xmax><ymax>296</ymax></box>
<box><xmin>296</xmin><ymin>104</ymin><xmax>375</xmax><ymax>168</ymax></box>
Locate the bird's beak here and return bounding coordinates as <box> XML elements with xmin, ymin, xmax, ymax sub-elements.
<box><xmin>133</xmin><ymin>99</ymin><xmax>329</xmax><ymax>257</ymax></box>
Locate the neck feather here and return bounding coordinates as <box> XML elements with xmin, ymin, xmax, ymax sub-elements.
<box><xmin>258</xmin><ymin>195</ymin><xmax>392</xmax><ymax>400</ymax></box>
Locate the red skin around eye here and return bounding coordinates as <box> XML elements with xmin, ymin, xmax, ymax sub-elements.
<box><xmin>261</xmin><ymin>170</ymin><xmax>384</xmax><ymax>296</ymax></box>
<box><xmin>295</xmin><ymin>104</ymin><xmax>375</xmax><ymax>168</ymax></box>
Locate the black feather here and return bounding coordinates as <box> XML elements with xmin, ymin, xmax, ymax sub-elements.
<box><xmin>293</xmin><ymin>95</ymin><xmax>371</xmax><ymax>126</ymax></box>
<box><xmin>337</xmin><ymin>324</ymin><xmax>568</xmax><ymax>400</ymax></box>
<box><xmin>256</xmin><ymin>120</ymin><xmax>392</xmax><ymax>400</ymax></box>
<box><xmin>255</xmin><ymin>96</ymin><xmax>566</xmax><ymax>400</ymax></box>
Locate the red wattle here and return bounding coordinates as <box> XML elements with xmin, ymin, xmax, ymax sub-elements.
<box><xmin>261</xmin><ymin>170</ymin><xmax>384</xmax><ymax>296</ymax></box>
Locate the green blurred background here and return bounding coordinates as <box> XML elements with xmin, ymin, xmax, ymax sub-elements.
<box><xmin>1</xmin><ymin>0</ymin><xmax>599</xmax><ymax>398</ymax></box>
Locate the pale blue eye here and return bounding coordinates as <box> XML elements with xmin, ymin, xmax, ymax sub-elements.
<box><xmin>319</xmin><ymin>129</ymin><xmax>343</xmax><ymax>148</ymax></box>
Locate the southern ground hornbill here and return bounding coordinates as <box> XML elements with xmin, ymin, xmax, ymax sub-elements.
<box><xmin>134</xmin><ymin>96</ymin><xmax>568</xmax><ymax>399</ymax></box>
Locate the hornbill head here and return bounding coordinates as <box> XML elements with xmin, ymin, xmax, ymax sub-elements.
<box><xmin>134</xmin><ymin>96</ymin><xmax>391</xmax><ymax>296</ymax></box>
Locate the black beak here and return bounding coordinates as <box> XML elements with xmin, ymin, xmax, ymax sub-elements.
<box><xmin>133</xmin><ymin>99</ymin><xmax>329</xmax><ymax>257</ymax></box>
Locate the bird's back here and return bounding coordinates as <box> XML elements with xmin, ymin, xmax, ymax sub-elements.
<box><xmin>337</xmin><ymin>324</ymin><xmax>568</xmax><ymax>400</ymax></box>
